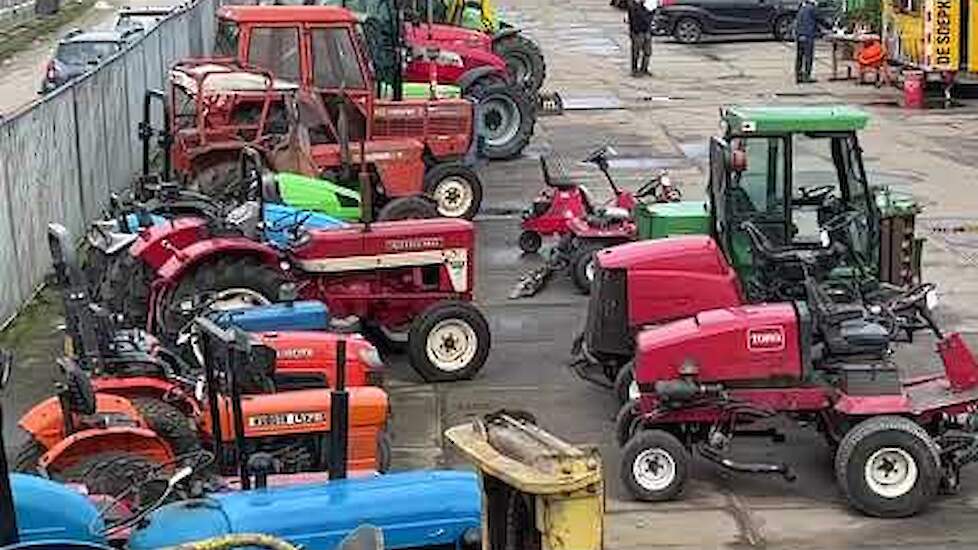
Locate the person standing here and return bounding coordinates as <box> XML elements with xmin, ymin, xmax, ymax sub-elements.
<box><xmin>794</xmin><ymin>0</ymin><xmax>825</xmax><ymax>83</ymax></box>
<box><xmin>627</xmin><ymin>0</ymin><xmax>654</xmax><ymax>77</ymax></box>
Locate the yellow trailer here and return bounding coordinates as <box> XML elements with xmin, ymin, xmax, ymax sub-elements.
<box><xmin>882</xmin><ymin>0</ymin><xmax>976</xmax><ymax>80</ymax></box>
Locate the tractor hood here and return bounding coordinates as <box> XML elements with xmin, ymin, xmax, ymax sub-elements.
<box><xmin>635</xmin><ymin>303</ymin><xmax>804</xmax><ymax>385</ymax></box>
<box><xmin>404</xmin><ymin>22</ymin><xmax>493</xmax><ymax>50</ymax></box>
<box><xmin>128</xmin><ymin>470</ymin><xmax>481</xmax><ymax>550</ymax></box>
<box><xmin>594</xmin><ymin>236</ymin><xmax>743</xmax><ymax>327</ymax></box>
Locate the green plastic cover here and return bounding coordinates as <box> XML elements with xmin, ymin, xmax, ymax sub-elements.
<box><xmin>379</xmin><ymin>82</ymin><xmax>462</xmax><ymax>99</ymax></box>
<box><xmin>724</xmin><ymin>105</ymin><xmax>870</xmax><ymax>135</ymax></box>
<box><xmin>635</xmin><ymin>200</ymin><xmax>711</xmax><ymax>240</ymax></box>
<box><xmin>276</xmin><ymin>172</ymin><xmax>362</xmax><ymax>221</ymax></box>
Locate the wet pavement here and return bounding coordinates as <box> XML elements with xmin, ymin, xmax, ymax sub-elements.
<box><xmin>7</xmin><ymin>0</ymin><xmax>978</xmax><ymax>546</ymax></box>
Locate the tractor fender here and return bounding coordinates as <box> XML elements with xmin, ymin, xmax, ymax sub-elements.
<box><xmin>457</xmin><ymin>66</ymin><xmax>507</xmax><ymax>92</ymax></box>
<box><xmin>154</xmin><ymin>237</ymin><xmax>281</xmax><ymax>285</ymax></box>
<box><xmin>491</xmin><ymin>27</ymin><xmax>521</xmax><ymax>42</ymax></box>
<box><xmin>18</xmin><ymin>393</ymin><xmax>144</xmax><ymax>450</ymax></box>
<box><xmin>833</xmin><ymin>394</ymin><xmax>912</xmax><ymax>416</ymax></box>
<box><xmin>129</xmin><ymin>216</ymin><xmax>210</xmax><ymax>271</ymax></box>
<box><xmin>92</xmin><ymin>376</ymin><xmax>202</xmax><ymax>419</ymax></box>
<box><xmin>39</xmin><ymin>427</ymin><xmax>175</xmax><ymax>474</ymax></box>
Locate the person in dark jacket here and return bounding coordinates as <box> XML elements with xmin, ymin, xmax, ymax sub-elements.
<box><xmin>794</xmin><ymin>0</ymin><xmax>827</xmax><ymax>83</ymax></box>
<box><xmin>627</xmin><ymin>0</ymin><xmax>655</xmax><ymax>76</ymax></box>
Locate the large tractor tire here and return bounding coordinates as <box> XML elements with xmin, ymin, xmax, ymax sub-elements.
<box><xmin>190</xmin><ymin>159</ymin><xmax>245</xmax><ymax>203</ymax></box>
<box><xmin>376</xmin><ymin>196</ymin><xmax>439</xmax><ymax>221</ymax></box>
<box><xmin>835</xmin><ymin>415</ymin><xmax>941</xmax><ymax>518</ymax></box>
<box><xmin>464</xmin><ymin>81</ymin><xmax>535</xmax><ymax>160</ymax></box>
<box><xmin>12</xmin><ymin>432</ymin><xmax>45</xmax><ymax>474</ymax></box>
<box><xmin>423</xmin><ymin>162</ymin><xmax>484</xmax><ymax>220</ymax></box>
<box><xmin>55</xmin><ymin>451</ymin><xmax>157</xmax><ymax>499</ymax></box>
<box><xmin>493</xmin><ymin>33</ymin><xmax>546</xmax><ymax>93</ymax></box>
<box><xmin>99</xmin><ymin>252</ymin><xmax>153</xmax><ymax>327</ymax></box>
<box><xmin>407</xmin><ymin>300</ymin><xmax>491</xmax><ymax>382</ymax></box>
<box><xmin>161</xmin><ymin>257</ymin><xmax>285</xmax><ymax>349</ymax></box>
<box><xmin>131</xmin><ymin>397</ymin><xmax>200</xmax><ymax>457</ymax></box>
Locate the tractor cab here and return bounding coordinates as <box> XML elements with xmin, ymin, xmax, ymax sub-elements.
<box><xmin>710</xmin><ymin>105</ymin><xmax>879</xmax><ymax>295</ymax></box>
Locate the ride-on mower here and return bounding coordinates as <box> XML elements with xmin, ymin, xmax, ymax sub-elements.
<box><xmin>576</xmin><ymin>106</ymin><xmax>924</xmax><ymax>392</ymax></box>
<box><xmin>1</xmin><ymin>332</ymin><xmax>481</xmax><ymax>550</ymax></box>
<box><xmin>614</xmin><ymin>262</ymin><xmax>978</xmax><ymax>519</ymax></box>
<box><xmin>169</xmin><ymin>15</ymin><xmax>487</xmax><ymax>218</ymax></box>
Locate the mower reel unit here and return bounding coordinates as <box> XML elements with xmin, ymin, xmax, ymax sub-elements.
<box><xmin>577</xmin><ymin>105</ymin><xmax>924</xmax><ymax>387</ymax></box>
<box><xmin>616</xmin><ymin>267</ymin><xmax>978</xmax><ymax>518</ymax></box>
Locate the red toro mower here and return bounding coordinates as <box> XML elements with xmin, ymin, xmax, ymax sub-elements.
<box><xmin>614</xmin><ymin>262</ymin><xmax>977</xmax><ymax>518</ymax></box>
<box><xmin>511</xmin><ymin>145</ymin><xmax>679</xmax><ymax>298</ymax></box>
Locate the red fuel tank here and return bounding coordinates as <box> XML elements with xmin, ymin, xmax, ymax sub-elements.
<box><xmin>635</xmin><ymin>302</ymin><xmax>803</xmax><ymax>386</ymax></box>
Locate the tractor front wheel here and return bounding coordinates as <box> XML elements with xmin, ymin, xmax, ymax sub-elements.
<box><xmin>835</xmin><ymin>415</ymin><xmax>941</xmax><ymax>518</ymax></box>
<box><xmin>615</xmin><ymin>399</ymin><xmax>640</xmax><ymax>447</ymax></box>
<box><xmin>493</xmin><ymin>33</ymin><xmax>546</xmax><ymax>92</ymax></box>
<box><xmin>376</xmin><ymin>196</ymin><xmax>439</xmax><ymax>221</ymax></box>
<box><xmin>614</xmin><ymin>361</ymin><xmax>636</xmax><ymax>405</ymax></box>
<box><xmin>423</xmin><ymin>162</ymin><xmax>483</xmax><ymax>219</ymax></box>
<box><xmin>466</xmin><ymin>81</ymin><xmax>535</xmax><ymax>160</ymax></box>
<box><xmin>621</xmin><ymin>429</ymin><xmax>689</xmax><ymax>502</ymax></box>
<box><xmin>131</xmin><ymin>397</ymin><xmax>200</xmax><ymax>457</ymax></box>
<box><xmin>407</xmin><ymin>301</ymin><xmax>491</xmax><ymax>382</ymax></box>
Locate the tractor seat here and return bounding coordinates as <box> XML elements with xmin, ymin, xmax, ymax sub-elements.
<box><xmin>741</xmin><ymin>221</ymin><xmax>835</xmax><ymax>266</ymax></box>
<box><xmin>539</xmin><ymin>156</ymin><xmax>577</xmax><ymax>190</ymax></box>
<box><xmin>823</xmin><ymin>318</ymin><xmax>890</xmax><ymax>357</ymax></box>
<box><xmin>595</xmin><ymin>206</ymin><xmax>631</xmax><ymax>222</ymax></box>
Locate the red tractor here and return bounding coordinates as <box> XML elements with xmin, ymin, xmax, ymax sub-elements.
<box><xmin>169</xmin><ymin>6</ymin><xmax>488</xmax><ymax>219</ymax></box>
<box><xmin>614</xmin><ymin>264</ymin><xmax>978</xmax><ymax>519</ymax></box>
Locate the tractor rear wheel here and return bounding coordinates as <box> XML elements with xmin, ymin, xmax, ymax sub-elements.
<box><xmin>835</xmin><ymin>415</ymin><xmax>941</xmax><ymax>517</ymax></box>
<box><xmin>376</xmin><ymin>196</ymin><xmax>439</xmax><ymax>221</ymax></box>
<box><xmin>190</xmin><ymin>159</ymin><xmax>245</xmax><ymax>203</ymax></box>
<box><xmin>423</xmin><ymin>162</ymin><xmax>483</xmax><ymax>220</ymax></box>
<box><xmin>161</xmin><ymin>257</ymin><xmax>285</xmax><ymax>350</ymax></box>
<box><xmin>465</xmin><ymin>81</ymin><xmax>535</xmax><ymax>160</ymax></box>
<box><xmin>131</xmin><ymin>397</ymin><xmax>200</xmax><ymax>457</ymax></box>
<box><xmin>493</xmin><ymin>33</ymin><xmax>546</xmax><ymax>93</ymax></box>
<box><xmin>100</xmin><ymin>252</ymin><xmax>152</xmax><ymax>327</ymax></box>
<box><xmin>12</xmin><ymin>432</ymin><xmax>45</xmax><ymax>474</ymax></box>
<box><xmin>407</xmin><ymin>301</ymin><xmax>491</xmax><ymax>382</ymax></box>
<box><xmin>621</xmin><ymin>429</ymin><xmax>689</xmax><ymax>502</ymax></box>
<box><xmin>54</xmin><ymin>451</ymin><xmax>157</xmax><ymax>498</ymax></box>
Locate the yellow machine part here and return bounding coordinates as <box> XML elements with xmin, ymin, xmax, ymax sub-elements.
<box><xmin>445</xmin><ymin>412</ymin><xmax>604</xmax><ymax>550</ymax></box>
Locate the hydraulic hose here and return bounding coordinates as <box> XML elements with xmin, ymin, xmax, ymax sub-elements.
<box><xmin>161</xmin><ymin>533</ymin><xmax>299</xmax><ymax>550</ymax></box>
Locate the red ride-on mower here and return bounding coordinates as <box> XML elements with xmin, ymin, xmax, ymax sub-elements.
<box><xmin>512</xmin><ymin>145</ymin><xmax>679</xmax><ymax>297</ymax></box>
<box><xmin>614</xmin><ymin>263</ymin><xmax>978</xmax><ymax>518</ymax></box>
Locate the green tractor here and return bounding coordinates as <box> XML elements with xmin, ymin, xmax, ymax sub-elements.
<box><xmin>633</xmin><ymin>105</ymin><xmax>922</xmax><ymax>296</ymax></box>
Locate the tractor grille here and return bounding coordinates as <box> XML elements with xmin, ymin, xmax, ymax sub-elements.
<box><xmin>584</xmin><ymin>266</ymin><xmax>631</xmax><ymax>359</ymax></box>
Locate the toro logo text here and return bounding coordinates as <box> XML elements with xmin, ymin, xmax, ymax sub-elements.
<box><xmin>747</xmin><ymin>326</ymin><xmax>786</xmax><ymax>351</ymax></box>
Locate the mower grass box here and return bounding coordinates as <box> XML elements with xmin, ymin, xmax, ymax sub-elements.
<box><xmin>634</xmin><ymin>200</ymin><xmax>710</xmax><ymax>240</ymax></box>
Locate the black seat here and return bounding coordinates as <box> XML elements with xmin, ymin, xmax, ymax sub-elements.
<box><xmin>539</xmin><ymin>156</ymin><xmax>577</xmax><ymax>190</ymax></box>
<box><xmin>741</xmin><ymin>221</ymin><xmax>836</xmax><ymax>266</ymax></box>
<box><xmin>803</xmin><ymin>270</ymin><xmax>890</xmax><ymax>358</ymax></box>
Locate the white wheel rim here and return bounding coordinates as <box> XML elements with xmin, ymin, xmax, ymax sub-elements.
<box><xmin>425</xmin><ymin>318</ymin><xmax>479</xmax><ymax>372</ymax></box>
<box><xmin>482</xmin><ymin>94</ymin><xmax>521</xmax><ymax>147</ymax></box>
<box><xmin>632</xmin><ymin>448</ymin><xmax>677</xmax><ymax>492</ymax></box>
<box><xmin>189</xmin><ymin>288</ymin><xmax>271</xmax><ymax>364</ymax></box>
<box><xmin>433</xmin><ymin>177</ymin><xmax>474</xmax><ymax>218</ymax></box>
<box><xmin>864</xmin><ymin>447</ymin><xmax>918</xmax><ymax>498</ymax></box>
<box><xmin>585</xmin><ymin>258</ymin><xmax>596</xmax><ymax>283</ymax></box>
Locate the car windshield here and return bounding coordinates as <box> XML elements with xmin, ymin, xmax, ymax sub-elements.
<box><xmin>56</xmin><ymin>41</ymin><xmax>119</xmax><ymax>65</ymax></box>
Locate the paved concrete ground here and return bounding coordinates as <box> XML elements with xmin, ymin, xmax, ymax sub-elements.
<box><xmin>6</xmin><ymin>0</ymin><xmax>978</xmax><ymax>546</ymax></box>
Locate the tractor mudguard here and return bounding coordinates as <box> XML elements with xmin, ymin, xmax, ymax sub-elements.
<box><xmin>129</xmin><ymin>217</ymin><xmax>210</xmax><ymax>271</ymax></box>
<box><xmin>38</xmin><ymin>427</ymin><xmax>175</xmax><ymax>474</ymax></box>
<box><xmin>91</xmin><ymin>376</ymin><xmax>201</xmax><ymax>418</ymax></box>
<box><xmin>457</xmin><ymin>65</ymin><xmax>505</xmax><ymax>91</ymax></box>
<box><xmin>491</xmin><ymin>27</ymin><xmax>520</xmax><ymax>42</ymax></box>
<box><xmin>127</xmin><ymin>470</ymin><xmax>481</xmax><ymax>550</ymax></box>
<box><xmin>154</xmin><ymin>237</ymin><xmax>280</xmax><ymax>285</ymax></box>
<box><xmin>18</xmin><ymin>393</ymin><xmax>144</xmax><ymax>450</ymax></box>
<box><xmin>11</xmin><ymin>474</ymin><xmax>108</xmax><ymax>546</ymax></box>
<box><xmin>834</xmin><ymin>394</ymin><xmax>912</xmax><ymax>416</ymax></box>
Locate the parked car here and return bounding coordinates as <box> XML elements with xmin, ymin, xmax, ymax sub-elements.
<box><xmin>113</xmin><ymin>6</ymin><xmax>181</xmax><ymax>33</ymax></box>
<box><xmin>40</xmin><ymin>29</ymin><xmax>140</xmax><ymax>93</ymax></box>
<box><xmin>653</xmin><ymin>0</ymin><xmax>840</xmax><ymax>44</ymax></box>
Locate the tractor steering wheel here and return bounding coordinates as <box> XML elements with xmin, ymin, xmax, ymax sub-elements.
<box><xmin>98</xmin><ymin>450</ymin><xmax>215</xmax><ymax>536</ymax></box>
<box><xmin>820</xmin><ymin>210</ymin><xmax>862</xmax><ymax>234</ymax></box>
<box><xmin>634</xmin><ymin>172</ymin><xmax>681</xmax><ymax>202</ymax></box>
<box><xmin>582</xmin><ymin>144</ymin><xmax>615</xmax><ymax>165</ymax></box>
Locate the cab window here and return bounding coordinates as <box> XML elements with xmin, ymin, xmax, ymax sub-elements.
<box><xmin>729</xmin><ymin>137</ymin><xmax>786</xmax><ymax>220</ymax></box>
<box><xmin>310</xmin><ymin>28</ymin><xmax>366</xmax><ymax>89</ymax></box>
<box><xmin>214</xmin><ymin>19</ymin><xmax>239</xmax><ymax>57</ymax></box>
<box><xmin>247</xmin><ymin>26</ymin><xmax>301</xmax><ymax>83</ymax></box>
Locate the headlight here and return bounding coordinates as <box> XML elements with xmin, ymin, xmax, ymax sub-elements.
<box><xmin>926</xmin><ymin>289</ymin><xmax>939</xmax><ymax>311</ymax></box>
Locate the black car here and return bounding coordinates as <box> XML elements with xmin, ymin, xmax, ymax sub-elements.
<box><xmin>39</xmin><ymin>29</ymin><xmax>139</xmax><ymax>94</ymax></box>
<box><xmin>653</xmin><ymin>0</ymin><xmax>839</xmax><ymax>44</ymax></box>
